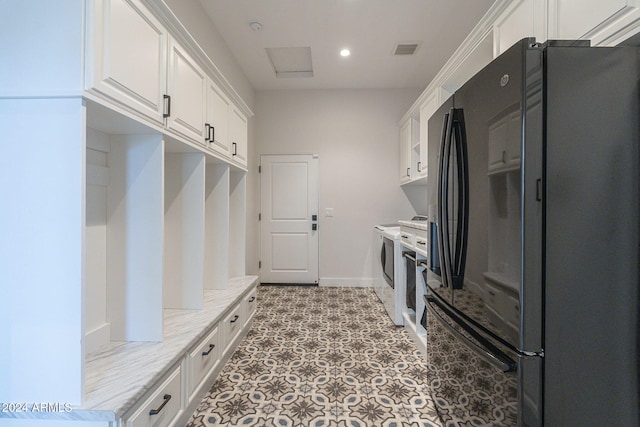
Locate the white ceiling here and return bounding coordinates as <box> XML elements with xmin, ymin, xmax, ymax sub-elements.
<box><xmin>199</xmin><ymin>0</ymin><xmax>495</xmax><ymax>91</ymax></box>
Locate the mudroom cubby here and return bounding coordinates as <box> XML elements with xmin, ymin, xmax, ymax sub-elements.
<box><xmin>85</xmin><ymin>126</ymin><xmax>165</xmax><ymax>352</ymax></box>
<box><xmin>164</xmin><ymin>149</ymin><xmax>206</xmax><ymax>310</ymax></box>
<box><xmin>1</xmin><ymin>99</ymin><xmax>255</xmax><ymax>427</ymax></box>
<box><xmin>1</xmin><ymin>2</ymin><xmax>255</xmax><ymax>424</ymax></box>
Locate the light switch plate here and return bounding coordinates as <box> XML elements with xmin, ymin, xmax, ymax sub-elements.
<box><xmin>325</xmin><ymin>208</ymin><xmax>334</xmax><ymax>217</ymax></box>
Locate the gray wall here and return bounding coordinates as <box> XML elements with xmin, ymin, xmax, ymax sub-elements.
<box><xmin>250</xmin><ymin>89</ymin><xmax>422</xmax><ymax>285</ymax></box>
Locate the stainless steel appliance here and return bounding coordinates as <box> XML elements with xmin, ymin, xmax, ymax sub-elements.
<box><xmin>425</xmin><ymin>38</ymin><xmax>639</xmax><ymax>426</ymax></box>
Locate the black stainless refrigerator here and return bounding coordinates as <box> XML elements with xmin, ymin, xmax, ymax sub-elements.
<box><xmin>424</xmin><ymin>38</ymin><xmax>639</xmax><ymax>426</ymax></box>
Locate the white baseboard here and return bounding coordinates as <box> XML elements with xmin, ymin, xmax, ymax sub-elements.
<box><xmin>319</xmin><ymin>277</ymin><xmax>373</xmax><ymax>287</ymax></box>
<box><xmin>84</xmin><ymin>322</ymin><xmax>110</xmax><ymax>355</ymax></box>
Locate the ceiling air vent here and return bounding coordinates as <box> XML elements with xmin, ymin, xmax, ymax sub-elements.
<box><xmin>393</xmin><ymin>42</ymin><xmax>421</xmax><ymax>56</ymax></box>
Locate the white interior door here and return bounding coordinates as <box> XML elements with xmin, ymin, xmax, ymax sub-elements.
<box><xmin>260</xmin><ymin>154</ymin><xmax>319</xmax><ymax>284</ymax></box>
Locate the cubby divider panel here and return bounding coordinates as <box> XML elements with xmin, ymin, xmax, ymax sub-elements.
<box><xmin>204</xmin><ymin>162</ymin><xmax>230</xmax><ymax>289</ymax></box>
<box><xmin>107</xmin><ymin>134</ymin><xmax>164</xmax><ymax>342</ymax></box>
<box><xmin>164</xmin><ymin>152</ymin><xmax>206</xmax><ymax>309</ymax></box>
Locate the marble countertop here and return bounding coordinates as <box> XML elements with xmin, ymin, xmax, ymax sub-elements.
<box><xmin>398</xmin><ymin>220</ymin><xmax>430</xmax><ymax>231</ymax></box>
<box><xmin>2</xmin><ymin>276</ymin><xmax>258</xmax><ymax>422</ymax></box>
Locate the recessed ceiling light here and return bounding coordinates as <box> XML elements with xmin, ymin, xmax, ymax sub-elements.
<box><xmin>340</xmin><ymin>48</ymin><xmax>351</xmax><ymax>57</ymax></box>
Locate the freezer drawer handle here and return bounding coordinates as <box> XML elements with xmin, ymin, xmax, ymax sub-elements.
<box><xmin>425</xmin><ymin>296</ymin><xmax>516</xmax><ymax>373</ymax></box>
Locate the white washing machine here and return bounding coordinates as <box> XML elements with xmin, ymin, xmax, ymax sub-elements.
<box><xmin>373</xmin><ymin>225</ymin><xmax>404</xmax><ymax>325</ymax></box>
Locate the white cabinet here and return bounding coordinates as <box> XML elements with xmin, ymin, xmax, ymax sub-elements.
<box><xmin>400</xmin><ymin>87</ymin><xmax>453</xmax><ymax>187</ymax></box>
<box><xmin>0</xmin><ymin>1</ymin><xmax>255</xmax><ymax>424</ymax></box>
<box><xmin>206</xmin><ymin>80</ymin><xmax>231</xmax><ymax>156</ymax></box>
<box><xmin>124</xmin><ymin>365</ymin><xmax>183</xmax><ymax>427</ymax></box>
<box><xmin>222</xmin><ymin>301</ymin><xmax>244</xmax><ymax>355</ymax></box>
<box><xmin>398</xmin><ymin>115</ymin><xmax>422</xmax><ymax>183</ymax></box>
<box><xmin>400</xmin><ymin>119</ymin><xmax>412</xmax><ymax>183</ymax></box>
<box><xmin>494</xmin><ymin>0</ymin><xmax>541</xmax><ymax>56</ymax></box>
<box><xmin>553</xmin><ymin>0</ymin><xmax>638</xmax><ymax>42</ymax></box>
<box><xmin>166</xmin><ymin>38</ymin><xmax>207</xmax><ymax>145</ymax></box>
<box><xmin>86</xmin><ymin>0</ymin><xmax>251</xmax><ymax>168</ymax></box>
<box><xmin>417</xmin><ymin>89</ymin><xmax>447</xmax><ymax>182</ymax></box>
<box><xmin>87</xmin><ymin>0</ymin><xmax>168</xmax><ymax>125</ymax></box>
<box><xmin>488</xmin><ymin>109</ymin><xmax>521</xmax><ymax>173</ymax></box>
<box><xmin>187</xmin><ymin>326</ymin><xmax>220</xmax><ymax>400</ymax></box>
<box><xmin>230</xmin><ymin>107</ymin><xmax>248</xmax><ymax>167</ymax></box>
<box><xmin>410</xmin><ymin>116</ymin><xmax>423</xmax><ymax>178</ymax></box>
<box><xmin>243</xmin><ymin>287</ymin><xmax>258</xmax><ymax>329</ymax></box>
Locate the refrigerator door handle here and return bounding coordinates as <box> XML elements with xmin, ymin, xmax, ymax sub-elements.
<box><xmin>438</xmin><ymin>111</ymin><xmax>454</xmax><ymax>289</ymax></box>
<box><xmin>451</xmin><ymin>109</ymin><xmax>470</xmax><ymax>289</ymax></box>
<box><xmin>425</xmin><ymin>295</ymin><xmax>517</xmax><ymax>373</ymax></box>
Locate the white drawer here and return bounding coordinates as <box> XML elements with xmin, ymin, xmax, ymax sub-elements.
<box><xmin>243</xmin><ymin>287</ymin><xmax>257</xmax><ymax>323</ymax></box>
<box><xmin>414</xmin><ymin>229</ymin><xmax>428</xmax><ymax>256</ymax></box>
<box><xmin>222</xmin><ymin>302</ymin><xmax>243</xmax><ymax>355</ymax></box>
<box><xmin>126</xmin><ymin>365</ymin><xmax>182</xmax><ymax>427</ymax></box>
<box><xmin>400</xmin><ymin>227</ymin><xmax>414</xmax><ymax>247</ymax></box>
<box><xmin>187</xmin><ymin>326</ymin><xmax>220</xmax><ymax>398</ymax></box>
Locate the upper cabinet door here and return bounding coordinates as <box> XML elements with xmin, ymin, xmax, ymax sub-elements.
<box><xmin>230</xmin><ymin>107</ymin><xmax>248</xmax><ymax>167</ymax></box>
<box><xmin>87</xmin><ymin>0</ymin><xmax>167</xmax><ymax>125</ymax></box>
<box><xmin>400</xmin><ymin>120</ymin><xmax>412</xmax><ymax>183</ymax></box>
<box><xmin>166</xmin><ymin>37</ymin><xmax>207</xmax><ymax>145</ymax></box>
<box><xmin>554</xmin><ymin>0</ymin><xmax>636</xmax><ymax>41</ymax></box>
<box><xmin>206</xmin><ymin>80</ymin><xmax>231</xmax><ymax>156</ymax></box>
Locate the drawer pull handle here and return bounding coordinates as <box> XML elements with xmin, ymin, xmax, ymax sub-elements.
<box><xmin>249</xmin><ymin>297</ymin><xmax>256</xmax><ymax>302</ymax></box>
<box><xmin>163</xmin><ymin>95</ymin><xmax>171</xmax><ymax>118</ymax></box>
<box><xmin>202</xmin><ymin>344</ymin><xmax>215</xmax><ymax>356</ymax></box>
<box><xmin>149</xmin><ymin>394</ymin><xmax>171</xmax><ymax>416</ymax></box>
<box><xmin>230</xmin><ymin>315</ymin><xmax>239</xmax><ymax>323</ymax></box>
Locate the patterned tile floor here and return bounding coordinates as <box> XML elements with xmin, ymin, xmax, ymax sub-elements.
<box><xmin>185</xmin><ymin>285</ymin><xmax>442</xmax><ymax>427</ymax></box>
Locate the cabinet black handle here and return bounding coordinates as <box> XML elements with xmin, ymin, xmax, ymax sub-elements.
<box><xmin>406</xmin><ymin>167</ymin><xmax>410</xmax><ymax>177</ymax></box>
<box><xmin>163</xmin><ymin>95</ymin><xmax>171</xmax><ymax>118</ymax></box>
<box><xmin>249</xmin><ymin>297</ymin><xmax>255</xmax><ymax>302</ymax></box>
<box><xmin>205</xmin><ymin>123</ymin><xmax>210</xmax><ymax>142</ymax></box>
<box><xmin>149</xmin><ymin>394</ymin><xmax>171</xmax><ymax>416</ymax></box>
<box><xmin>417</xmin><ymin>161</ymin><xmax>422</xmax><ymax>172</ymax></box>
<box><xmin>232</xmin><ymin>142</ymin><xmax>237</xmax><ymax>156</ymax></box>
<box><xmin>230</xmin><ymin>315</ymin><xmax>239</xmax><ymax>323</ymax></box>
<box><xmin>202</xmin><ymin>344</ymin><xmax>215</xmax><ymax>356</ymax></box>
<box><xmin>210</xmin><ymin>125</ymin><xmax>215</xmax><ymax>142</ymax></box>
